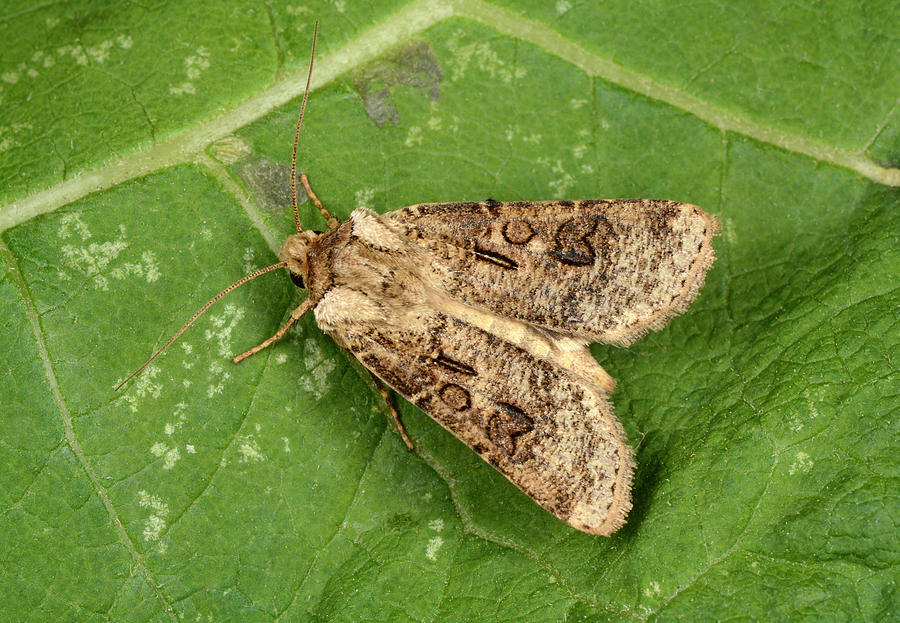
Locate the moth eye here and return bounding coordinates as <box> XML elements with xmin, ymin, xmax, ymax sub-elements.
<box><xmin>290</xmin><ymin>272</ymin><xmax>305</xmax><ymax>289</ymax></box>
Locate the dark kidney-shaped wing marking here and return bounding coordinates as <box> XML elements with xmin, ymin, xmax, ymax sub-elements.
<box><xmin>387</xmin><ymin>199</ymin><xmax>719</xmax><ymax>345</ymax></box>
<box><xmin>336</xmin><ymin>307</ymin><xmax>634</xmax><ymax>536</ymax></box>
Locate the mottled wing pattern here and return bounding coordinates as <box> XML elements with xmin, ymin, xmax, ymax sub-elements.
<box><xmin>387</xmin><ymin>200</ymin><xmax>719</xmax><ymax>345</ymax></box>
<box><xmin>310</xmin><ymin>210</ymin><xmax>633</xmax><ymax>534</ymax></box>
<box><xmin>337</xmin><ymin>306</ymin><xmax>634</xmax><ymax>536</ymax></box>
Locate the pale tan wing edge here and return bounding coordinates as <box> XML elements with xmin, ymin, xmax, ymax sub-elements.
<box><xmin>330</xmin><ymin>305</ymin><xmax>635</xmax><ymax>536</ymax></box>
<box><xmin>386</xmin><ymin>199</ymin><xmax>720</xmax><ymax>346</ymax></box>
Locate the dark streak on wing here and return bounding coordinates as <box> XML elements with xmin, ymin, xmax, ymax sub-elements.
<box><xmin>436</xmin><ymin>353</ymin><xmax>477</xmax><ymax>375</ymax></box>
<box><xmin>473</xmin><ymin>245</ymin><xmax>518</xmax><ymax>270</ymax></box>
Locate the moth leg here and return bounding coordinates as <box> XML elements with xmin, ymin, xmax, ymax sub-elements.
<box><xmin>369</xmin><ymin>373</ymin><xmax>414</xmax><ymax>451</ymax></box>
<box><xmin>232</xmin><ymin>299</ymin><xmax>313</xmax><ymax>364</ymax></box>
<box><xmin>300</xmin><ymin>173</ymin><xmax>339</xmax><ymax>231</ymax></box>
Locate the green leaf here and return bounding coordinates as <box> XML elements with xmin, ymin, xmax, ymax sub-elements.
<box><xmin>1</xmin><ymin>2</ymin><xmax>897</xmax><ymax>621</ymax></box>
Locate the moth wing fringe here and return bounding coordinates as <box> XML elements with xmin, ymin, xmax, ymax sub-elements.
<box><xmin>603</xmin><ymin>208</ymin><xmax>721</xmax><ymax>347</ymax></box>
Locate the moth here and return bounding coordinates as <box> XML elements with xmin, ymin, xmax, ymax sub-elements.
<box><xmin>121</xmin><ymin>24</ymin><xmax>719</xmax><ymax>536</ymax></box>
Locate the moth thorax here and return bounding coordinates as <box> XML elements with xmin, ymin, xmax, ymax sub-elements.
<box><xmin>279</xmin><ymin>231</ymin><xmax>320</xmax><ymax>288</ymax></box>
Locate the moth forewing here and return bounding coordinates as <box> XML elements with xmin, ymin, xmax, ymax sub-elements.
<box><xmin>388</xmin><ymin>199</ymin><xmax>720</xmax><ymax>347</ymax></box>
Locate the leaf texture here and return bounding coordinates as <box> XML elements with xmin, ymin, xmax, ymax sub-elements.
<box><xmin>0</xmin><ymin>2</ymin><xmax>897</xmax><ymax>621</ymax></box>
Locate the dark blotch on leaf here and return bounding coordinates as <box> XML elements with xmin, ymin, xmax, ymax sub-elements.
<box><xmin>352</xmin><ymin>40</ymin><xmax>443</xmax><ymax>127</ymax></box>
<box><xmin>235</xmin><ymin>157</ymin><xmax>308</xmax><ymax>212</ymax></box>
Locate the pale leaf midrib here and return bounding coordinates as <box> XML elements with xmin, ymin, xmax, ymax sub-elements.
<box><xmin>1</xmin><ymin>0</ymin><xmax>896</xmax><ymax>234</ymax></box>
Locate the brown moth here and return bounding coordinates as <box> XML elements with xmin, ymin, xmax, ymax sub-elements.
<box><xmin>121</xmin><ymin>24</ymin><xmax>719</xmax><ymax>536</ymax></box>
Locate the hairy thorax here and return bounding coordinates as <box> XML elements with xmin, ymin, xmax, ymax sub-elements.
<box><xmin>302</xmin><ymin>209</ymin><xmax>434</xmax><ymax>332</ymax></box>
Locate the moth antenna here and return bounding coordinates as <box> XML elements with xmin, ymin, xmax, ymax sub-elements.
<box><xmin>115</xmin><ymin>261</ymin><xmax>288</xmax><ymax>391</ymax></box>
<box><xmin>291</xmin><ymin>20</ymin><xmax>318</xmax><ymax>235</ymax></box>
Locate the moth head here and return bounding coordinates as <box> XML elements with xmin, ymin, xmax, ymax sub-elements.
<box><xmin>279</xmin><ymin>230</ymin><xmax>321</xmax><ymax>289</ymax></box>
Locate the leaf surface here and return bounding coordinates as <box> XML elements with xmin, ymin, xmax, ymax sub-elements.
<box><xmin>1</xmin><ymin>2</ymin><xmax>897</xmax><ymax>621</ymax></box>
